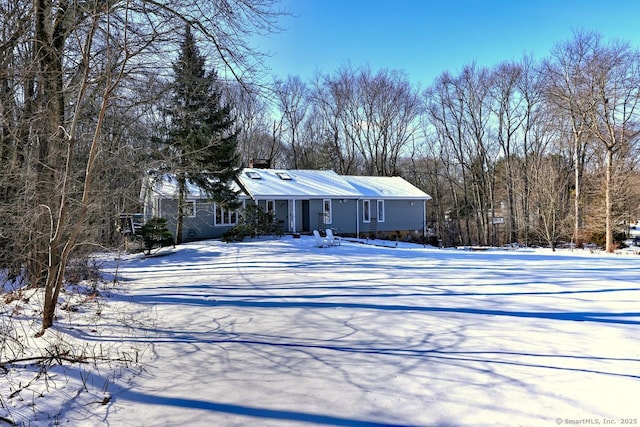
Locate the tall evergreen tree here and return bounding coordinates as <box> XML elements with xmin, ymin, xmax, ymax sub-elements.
<box><xmin>166</xmin><ymin>26</ymin><xmax>240</xmax><ymax>243</ymax></box>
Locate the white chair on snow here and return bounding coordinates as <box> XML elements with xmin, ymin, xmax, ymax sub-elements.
<box><xmin>326</xmin><ymin>228</ymin><xmax>341</xmax><ymax>246</ymax></box>
<box><xmin>313</xmin><ymin>230</ymin><xmax>330</xmax><ymax>248</ymax></box>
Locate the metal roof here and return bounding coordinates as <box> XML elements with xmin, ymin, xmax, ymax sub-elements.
<box><xmin>146</xmin><ymin>169</ymin><xmax>431</xmax><ymax>201</ymax></box>
<box><xmin>237</xmin><ymin>169</ymin><xmax>363</xmax><ymax>199</ymax></box>
<box><xmin>342</xmin><ymin>175</ymin><xmax>432</xmax><ymax>200</ymax></box>
<box><xmin>238</xmin><ymin>169</ymin><xmax>430</xmax><ymax>200</ymax></box>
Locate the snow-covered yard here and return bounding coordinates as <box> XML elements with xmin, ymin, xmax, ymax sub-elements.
<box><xmin>2</xmin><ymin>236</ymin><xmax>640</xmax><ymax>426</ymax></box>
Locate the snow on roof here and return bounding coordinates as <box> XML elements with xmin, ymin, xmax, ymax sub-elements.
<box><xmin>145</xmin><ymin>173</ymin><xmax>244</xmax><ymax>199</ymax></box>
<box><xmin>238</xmin><ymin>168</ymin><xmax>363</xmax><ymax>199</ymax></box>
<box><xmin>343</xmin><ymin>175</ymin><xmax>431</xmax><ymax>200</ymax></box>
<box><xmin>145</xmin><ymin>169</ymin><xmax>431</xmax><ymax>201</ymax></box>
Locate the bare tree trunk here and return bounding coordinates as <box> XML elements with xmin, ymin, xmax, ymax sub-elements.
<box><xmin>605</xmin><ymin>148</ymin><xmax>614</xmax><ymax>252</ymax></box>
<box><xmin>176</xmin><ymin>172</ymin><xmax>187</xmax><ymax>245</ymax></box>
<box><xmin>38</xmin><ymin>6</ymin><xmax>124</xmax><ymax>333</ymax></box>
<box><xmin>573</xmin><ymin>136</ymin><xmax>582</xmax><ymax>247</ymax></box>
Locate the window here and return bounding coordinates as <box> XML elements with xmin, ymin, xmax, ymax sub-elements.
<box><xmin>323</xmin><ymin>199</ymin><xmax>332</xmax><ymax>224</ymax></box>
<box><xmin>363</xmin><ymin>200</ymin><xmax>370</xmax><ymax>223</ymax></box>
<box><xmin>377</xmin><ymin>200</ymin><xmax>385</xmax><ymax>223</ymax></box>
<box><xmin>245</xmin><ymin>171</ymin><xmax>262</xmax><ymax>179</ymax></box>
<box><xmin>276</xmin><ymin>172</ymin><xmax>292</xmax><ymax>180</ymax></box>
<box><xmin>183</xmin><ymin>200</ymin><xmax>196</xmax><ymax>217</ymax></box>
<box><xmin>266</xmin><ymin>200</ymin><xmax>275</xmax><ymax>214</ymax></box>
<box><xmin>215</xmin><ymin>203</ymin><xmax>239</xmax><ymax>226</ymax></box>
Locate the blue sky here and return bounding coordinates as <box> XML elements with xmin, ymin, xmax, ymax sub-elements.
<box><xmin>254</xmin><ymin>0</ymin><xmax>640</xmax><ymax>87</ymax></box>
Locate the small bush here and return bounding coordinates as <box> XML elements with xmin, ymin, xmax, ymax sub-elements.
<box><xmin>65</xmin><ymin>258</ymin><xmax>102</xmax><ymax>284</ymax></box>
<box><xmin>222</xmin><ymin>205</ymin><xmax>280</xmax><ymax>242</ymax></box>
<box><xmin>140</xmin><ymin>217</ymin><xmax>173</xmax><ymax>254</ymax></box>
<box><xmin>583</xmin><ymin>229</ymin><xmax>626</xmax><ymax>248</ymax></box>
<box><xmin>222</xmin><ymin>224</ymin><xmax>252</xmax><ymax>242</ymax></box>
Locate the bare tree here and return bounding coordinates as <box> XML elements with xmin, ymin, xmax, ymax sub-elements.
<box><xmin>542</xmin><ymin>31</ymin><xmax>600</xmax><ymax>247</ymax></box>
<box><xmin>544</xmin><ymin>32</ymin><xmax>640</xmax><ymax>252</ymax></box>
<box><xmin>514</xmin><ymin>56</ymin><xmax>550</xmax><ymax>246</ymax></box>
<box><xmin>425</xmin><ymin>71</ymin><xmax>472</xmax><ymax>244</ymax></box>
<box><xmin>489</xmin><ymin>61</ymin><xmax>527</xmax><ymax>243</ymax></box>
<box><xmin>274</xmin><ymin>75</ymin><xmax>309</xmax><ymax>168</ymax></box>
<box><xmin>531</xmin><ymin>154</ymin><xmax>573</xmax><ymax>249</ymax></box>
<box><xmin>0</xmin><ymin>0</ymin><xmax>30</xmax><ymax>278</ymax></box>
<box><xmin>308</xmin><ymin>68</ymin><xmax>361</xmax><ymax>174</ymax></box>
<box><xmin>587</xmin><ymin>40</ymin><xmax>640</xmax><ymax>252</ymax></box>
<box><xmin>425</xmin><ymin>64</ymin><xmax>495</xmax><ymax>245</ymax></box>
<box><xmin>227</xmin><ymin>82</ymin><xmax>285</xmax><ymax>166</ymax></box>
<box><xmin>460</xmin><ymin>64</ymin><xmax>497</xmax><ymax>245</ymax></box>
<box><xmin>351</xmin><ymin>67</ymin><xmax>422</xmax><ymax>176</ymax></box>
<box><xmin>404</xmin><ymin>129</ymin><xmax>458</xmax><ymax>245</ymax></box>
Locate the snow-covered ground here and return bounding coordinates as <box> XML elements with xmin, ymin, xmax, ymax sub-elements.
<box><xmin>2</xmin><ymin>236</ymin><xmax>640</xmax><ymax>426</ymax></box>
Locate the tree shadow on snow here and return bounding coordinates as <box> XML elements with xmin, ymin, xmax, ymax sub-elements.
<box><xmin>112</xmin><ymin>388</ymin><xmax>417</xmax><ymax>427</ymax></box>
<box><xmin>121</xmin><ymin>293</ymin><xmax>640</xmax><ymax>326</ymax></box>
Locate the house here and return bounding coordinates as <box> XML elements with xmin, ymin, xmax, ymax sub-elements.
<box><xmin>140</xmin><ymin>168</ymin><xmax>431</xmax><ymax>241</ymax></box>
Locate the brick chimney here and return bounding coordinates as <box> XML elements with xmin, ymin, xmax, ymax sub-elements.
<box><xmin>249</xmin><ymin>158</ymin><xmax>271</xmax><ymax>169</ymax></box>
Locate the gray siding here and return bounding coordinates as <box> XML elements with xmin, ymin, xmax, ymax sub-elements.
<box><xmin>358</xmin><ymin>199</ymin><xmax>425</xmax><ymax>237</ymax></box>
<box><xmin>148</xmin><ymin>195</ymin><xmax>426</xmax><ymax>240</ymax></box>
<box><xmin>306</xmin><ymin>198</ymin><xmax>357</xmax><ymax>233</ymax></box>
<box><xmin>253</xmin><ymin>197</ymin><xmax>425</xmax><ymax>237</ymax></box>
<box><xmin>248</xmin><ymin>198</ymin><xmax>361</xmax><ymax>234</ymax></box>
<box><xmin>379</xmin><ymin>200</ymin><xmax>425</xmax><ymax>233</ymax></box>
<box><xmin>159</xmin><ymin>199</ymin><xmax>236</xmax><ymax>240</ymax></box>
<box><xmin>325</xmin><ymin>199</ymin><xmax>358</xmax><ymax>234</ymax></box>
<box><xmin>254</xmin><ymin>199</ymin><xmax>290</xmax><ymax>232</ymax></box>
<box><xmin>308</xmin><ymin>199</ymin><xmax>324</xmax><ymax>231</ymax></box>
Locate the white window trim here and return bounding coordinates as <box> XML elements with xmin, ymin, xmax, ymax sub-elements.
<box><xmin>323</xmin><ymin>199</ymin><xmax>332</xmax><ymax>224</ymax></box>
<box><xmin>266</xmin><ymin>199</ymin><xmax>275</xmax><ymax>214</ymax></box>
<box><xmin>377</xmin><ymin>200</ymin><xmax>385</xmax><ymax>223</ymax></box>
<box><xmin>363</xmin><ymin>200</ymin><xmax>371</xmax><ymax>223</ymax></box>
<box><xmin>214</xmin><ymin>203</ymin><xmax>239</xmax><ymax>226</ymax></box>
<box><xmin>179</xmin><ymin>200</ymin><xmax>196</xmax><ymax>218</ymax></box>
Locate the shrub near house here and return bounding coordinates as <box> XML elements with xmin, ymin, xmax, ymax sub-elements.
<box><xmin>140</xmin><ymin>217</ymin><xmax>174</xmax><ymax>254</ymax></box>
